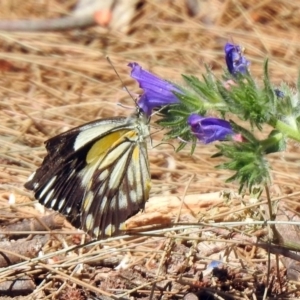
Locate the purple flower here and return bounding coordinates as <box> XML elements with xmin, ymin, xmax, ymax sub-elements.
<box><xmin>188</xmin><ymin>114</ymin><xmax>234</xmax><ymax>144</ymax></box>
<box><xmin>128</xmin><ymin>62</ymin><xmax>181</xmax><ymax>116</ymax></box>
<box><xmin>224</xmin><ymin>43</ymin><xmax>250</xmax><ymax>76</ymax></box>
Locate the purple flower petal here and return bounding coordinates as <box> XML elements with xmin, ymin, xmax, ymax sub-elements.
<box><xmin>188</xmin><ymin>114</ymin><xmax>234</xmax><ymax>144</ymax></box>
<box><xmin>224</xmin><ymin>43</ymin><xmax>250</xmax><ymax>76</ymax></box>
<box><xmin>129</xmin><ymin>62</ymin><xmax>181</xmax><ymax>116</ymax></box>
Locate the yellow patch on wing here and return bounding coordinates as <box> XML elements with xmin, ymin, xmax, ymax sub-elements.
<box><xmin>105</xmin><ymin>224</ymin><xmax>116</xmax><ymax>236</ymax></box>
<box><xmin>86</xmin><ymin>130</ymin><xmax>128</xmax><ymax>163</ymax></box>
<box><xmin>145</xmin><ymin>180</ymin><xmax>152</xmax><ymax>199</ymax></box>
<box><xmin>83</xmin><ymin>191</ymin><xmax>94</xmax><ymax>211</ymax></box>
<box><xmin>132</xmin><ymin>145</ymin><xmax>140</xmax><ymax>162</ymax></box>
<box><xmin>85</xmin><ymin>214</ymin><xmax>94</xmax><ymax>230</ymax></box>
<box><xmin>124</xmin><ymin>130</ymin><xmax>137</xmax><ymax>140</ymax></box>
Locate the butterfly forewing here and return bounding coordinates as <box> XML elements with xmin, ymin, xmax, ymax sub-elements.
<box><xmin>25</xmin><ymin>111</ymin><xmax>151</xmax><ymax>238</ymax></box>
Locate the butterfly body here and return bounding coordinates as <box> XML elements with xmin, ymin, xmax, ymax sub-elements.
<box><xmin>25</xmin><ymin>109</ymin><xmax>151</xmax><ymax>238</ymax></box>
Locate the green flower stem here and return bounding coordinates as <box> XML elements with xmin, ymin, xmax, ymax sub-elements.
<box><xmin>272</xmin><ymin>119</ymin><xmax>300</xmax><ymax>142</ymax></box>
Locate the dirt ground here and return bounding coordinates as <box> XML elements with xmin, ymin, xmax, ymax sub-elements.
<box><xmin>1</xmin><ymin>0</ymin><xmax>300</xmax><ymax>299</ymax></box>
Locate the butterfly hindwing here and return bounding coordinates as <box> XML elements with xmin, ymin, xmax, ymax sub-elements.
<box><xmin>25</xmin><ymin>112</ymin><xmax>151</xmax><ymax>238</ymax></box>
<box><xmin>81</xmin><ymin>129</ymin><xmax>151</xmax><ymax>237</ymax></box>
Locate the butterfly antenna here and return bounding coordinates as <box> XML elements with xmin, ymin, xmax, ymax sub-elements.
<box><xmin>106</xmin><ymin>56</ymin><xmax>136</xmax><ymax>104</ymax></box>
<box><xmin>150</xmin><ymin>106</ymin><xmax>166</xmax><ymax>118</ymax></box>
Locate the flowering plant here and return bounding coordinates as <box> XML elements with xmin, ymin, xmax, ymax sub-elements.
<box><xmin>129</xmin><ymin>43</ymin><xmax>300</xmax><ymax>195</ymax></box>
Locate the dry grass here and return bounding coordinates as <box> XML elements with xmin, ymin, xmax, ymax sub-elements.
<box><xmin>1</xmin><ymin>0</ymin><xmax>300</xmax><ymax>299</ymax></box>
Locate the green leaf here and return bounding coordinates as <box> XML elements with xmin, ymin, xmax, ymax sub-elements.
<box><xmin>215</xmin><ymin>137</ymin><xmax>271</xmax><ymax>193</ymax></box>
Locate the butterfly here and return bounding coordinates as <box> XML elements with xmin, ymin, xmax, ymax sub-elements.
<box><xmin>25</xmin><ymin>107</ymin><xmax>151</xmax><ymax>239</ymax></box>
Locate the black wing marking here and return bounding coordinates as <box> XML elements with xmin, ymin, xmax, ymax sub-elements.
<box><xmin>25</xmin><ymin>115</ymin><xmax>150</xmax><ymax>238</ymax></box>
